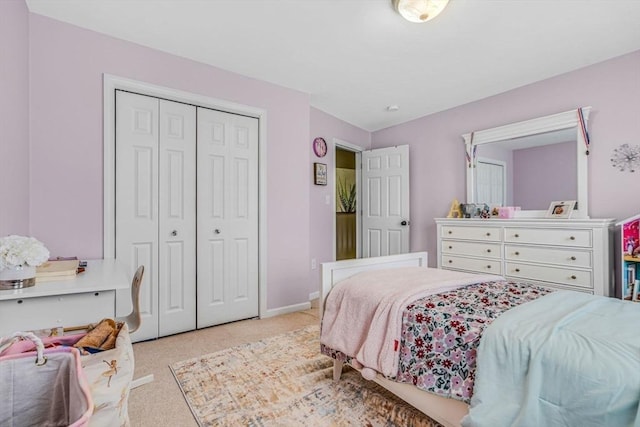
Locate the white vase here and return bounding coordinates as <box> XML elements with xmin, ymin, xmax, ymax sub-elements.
<box><xmin>0</xmin><ymin>265</ymin><xmax>36</xmax><ymax>289</ymax></box>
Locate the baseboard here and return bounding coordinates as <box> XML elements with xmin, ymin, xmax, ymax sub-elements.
<box><xmin>262</xmin><ymin>301</ymin><xmax>311</xmax><ymax>318</ymax></box>
<box><xmin>309</xmin><ymin>291</ymin><xmax>319</xmax><ymax>301</ymax></box>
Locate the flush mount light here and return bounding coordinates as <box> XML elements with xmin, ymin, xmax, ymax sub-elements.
<box><xmin>393</xmin><ymin>0</ymin><xmax>450</xmax><ymax>23</ymax></box>
<box><xmin>387</xmin><ymin>105</ymin><xmax>400</xmax><ymax>112</ymax></box>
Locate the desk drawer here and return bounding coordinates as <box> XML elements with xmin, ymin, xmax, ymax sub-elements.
<box><xmin>442</xmin><ymin>240</ymin><xmax>501</xmax><ymax>259</ymax></box>
<box><xmin>504</xmin><ymin>227</ymin><xmax>591</xmax><ymax>247</ymax></box>
<box><xmin>505</xmin><ymin>262</ymin><xmax>592</xmax><ymax>289</ymax></box>
<box><xmin>441</xmin><ymin>255</ymin><xmax>502</xmax><ymax>275</ymax></box>
<box><xmin>504</xmin><ymin>245</ymin><xmax>592</xmax><ymax>268</ymax></box>
<box><xmin>441</xmin><ymin>226</ymin><xmax>501</xmax><ymax>242</ymax></box>
<box><xmin>0</xmin><ymin>290</ymin><xmax>115</xmax><ymax>335</ymax></box>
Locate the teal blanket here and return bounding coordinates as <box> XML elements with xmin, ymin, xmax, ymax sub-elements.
<box><xmin>463</xmin><ymin>291</ymin><xmax>640</xmax><ymax>427</ymax></box>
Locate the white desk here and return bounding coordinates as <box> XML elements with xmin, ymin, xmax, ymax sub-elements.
<box><xmin>0</xmin><ymin>259</ymin><xmax>129</xmax><ymax>336</ymax></box>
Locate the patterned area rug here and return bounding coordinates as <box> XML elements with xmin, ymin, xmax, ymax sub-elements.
<box><xmin>170</xmin><ymin>325</ymin><xmax>442</xmax><ymax>426</ymax></box>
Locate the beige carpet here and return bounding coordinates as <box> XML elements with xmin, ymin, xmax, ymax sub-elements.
<box><xmin>170</xmin><ymin>325</ymin><xmax>441</xmax><ymax>426</ymax></box>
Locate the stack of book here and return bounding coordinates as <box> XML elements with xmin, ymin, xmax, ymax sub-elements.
<box><xmin>36</xmin><ymin>259</ymin><xmax>80</xmax><ymax>283</ymax></box>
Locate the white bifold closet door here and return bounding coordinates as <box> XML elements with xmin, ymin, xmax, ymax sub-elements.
<box><xmin>196</xmin><ymin>108</ymin><xmax>259</xmax><ymax>328</ymax></box>
<box><xmin>115</xmin><ymin>90</ymin><xmax>196</xmax><ymax>341</ymax></box>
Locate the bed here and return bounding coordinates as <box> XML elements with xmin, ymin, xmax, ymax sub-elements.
<box><xmin>319</xmin><ymin>252</ymin><xmax>640</xmax><ymax>427</ymax></box>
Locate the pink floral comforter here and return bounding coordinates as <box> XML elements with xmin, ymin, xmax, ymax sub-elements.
<box><xmin>395</xmin><ymin>281</ymin><xmax>551</xmax><ymax>403</ymax></box>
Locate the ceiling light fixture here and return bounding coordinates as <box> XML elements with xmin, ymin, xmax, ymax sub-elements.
<box><xmin>393</xmin><ymin>0</ymin><xmax>450</xmax><ymax>23</ymax></box>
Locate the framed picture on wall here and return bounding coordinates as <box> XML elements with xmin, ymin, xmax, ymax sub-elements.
<box><xmin>546</xmin><ymin>200</ymin><xmax>576</xmax><ymax>219</ymax></box>
<box><xmin>314</xmin><ymin>162</ymin><xmax>327</xmax><ymax>185</ymax></box>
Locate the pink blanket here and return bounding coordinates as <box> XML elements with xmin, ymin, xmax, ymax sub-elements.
<box><xmin>320</xmin><ymin>267</ymin><xmax>501</xmax><ymax>378</ymax></box>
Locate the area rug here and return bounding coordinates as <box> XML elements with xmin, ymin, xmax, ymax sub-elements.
<box><xmin>170</xmin><ymin>325</ymin><xmax>443</xmax><ymax>426</ymax></box>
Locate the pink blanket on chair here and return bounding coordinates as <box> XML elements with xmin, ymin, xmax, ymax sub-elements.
<box><xmin>320</xmin><ymin>267</ymin><xmax>500</xmax><ymax>378</ymax></box>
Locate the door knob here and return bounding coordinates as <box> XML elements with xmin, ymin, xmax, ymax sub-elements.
<box><xmin>214</xmin><ymin>229</ymin><xmax>221</xmax><ymax>234</ymax></box>
<box><xmin>401</xmin><ymin>220</ymin><xmax>409</xmax><ymax>226</ymax></box>
<box><xmin>171</xmin><ymin>230</ymin><xmax>177</xmax><ymax>236</ymax></box>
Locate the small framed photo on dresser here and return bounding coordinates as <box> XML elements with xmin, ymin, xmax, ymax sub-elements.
<box><xmin>546</xmin><ymin>200</ymin><xmax>576</xmax><ymax>219</ymax></box>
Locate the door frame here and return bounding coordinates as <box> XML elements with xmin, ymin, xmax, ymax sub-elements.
<box><xmin>102</xmin><ymin>74</ymin><xmax>268</xmax><ymax>319</ymax></box>
<box><xmin>332</xmin><ymin>138</ymin><xmax>363</xmax><ymax>261</ymax></box>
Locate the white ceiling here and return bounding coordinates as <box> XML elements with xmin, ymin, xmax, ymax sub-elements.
<box><xmin>25</xmin><ymin>0</ymin><xmax>640</xmax><ymax>132</ymax></box>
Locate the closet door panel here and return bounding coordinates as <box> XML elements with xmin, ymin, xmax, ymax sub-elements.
<box><xmin>158</xmin><ymin>99</ymin><xmax>197</xmax><ymax>336</ymax></box>
<box><xmin>197</xmin><ymin>108</ymin><xmax>259</xmax><ymax>328</ymax></box>
<box><xmin>115</xmin><ymin>91</ymin><xmax>159</xmax><ymax>341</ymax></box>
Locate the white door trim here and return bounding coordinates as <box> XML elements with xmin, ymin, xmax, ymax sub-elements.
<box><xmin>332</xmin><ymin>138</ymin><xmax>364</xmax><ymax>261</ymax></box>
<box><xmin>103</xmin><ymin>74</ymin><xmax>268</xmax><ymax>318</ymax></box>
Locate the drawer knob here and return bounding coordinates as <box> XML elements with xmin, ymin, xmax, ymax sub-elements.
<box><xmin>514</xmin><ymin>234</ymin><xmax>519</xmax><ymax>238</ymax></box>
<box><xmin>17</xmin><ymin>299</ymin><xmax>23</xmax><ymax>304</ymax></box>
<box><xmin>94</xmin><ymin>292</ymin><xmax>100</xmax><ymax>296</ymax></box>
<box><xmin>515</xmin><ymin>268</ymin><xmax>520</xmax><ymax>272</ymax></box>
<box><xmin>486</xmin><ymin>265</ymin><xmax>491</xmax><ymax>269</ymax></box>
<box><xmin>486</xmin><ymin>232</ymin><xmax>491</xmax><ymax>237</ymax></box>
<box><xmin>448</xmin><ymin>230</ymin><xmax>452</xmax><ymax>234</ymax></box>
<box><xmin>515</xmin><ymin>251</ymin><xmax>520</xmax><ymax>256</ymax></box>
<box><xmin>570</xmin><ymin>236</ymin><xmax>575</xmax><ymax>240</ymax></box>
<box><xmin>448</xmin><ymin>260</ymin><xmax>453</xmax><ymax>264</ymax></box>
<box><xmin>570</xmin><ymin>275</ymin><xmax>577</xmax><ymax>280</ymax></box>
<box><xmin>171</xmin><ymin>230</ymin><xmax>178</xmax><ymax>236</ymax></box>
<box><xmin>570</xmin><ymin>256</ymin><xmax>576</xmax><ymax>261</ymax></box>
<box><xmin>486</xmin><ymin>249</ymin><xmax>491</xmax><ymax>253</ymax></box>
<box><xmin>448</xmin><ymin>246</ymin><xmax>453</xmax><ymax>249</ymax></box>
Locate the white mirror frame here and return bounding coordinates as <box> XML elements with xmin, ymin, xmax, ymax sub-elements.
<box><xmin>463</xmin><ymin>107</ymin><xmax>591</xmax><ymax>219</ymax></box>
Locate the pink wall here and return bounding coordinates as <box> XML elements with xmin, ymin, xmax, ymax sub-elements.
<box><xmin>8</xmin><ymin>3</ymin><xmax>640</xmax><ymax>307</ymax></box>
<box><xmin>309</xmin><ymin>108</ymin><xmax>370</xmax><ymax>296</ymax></box>
<box><xmin>513</xmin><ymin>141</ymin><xmax>576</xmax><ymax>210</ymax></box>
<box><xmin>0</xmin><ymin>0</ymin><xmax>30</xmax><ymax>235</ymax></box>
<box><xmin>372</xmin><ymin>50</ymin><xmax>640</xmax><ymax>266</ymax></box>
<box><xmin>23</xmin><ymin>13</ymin><xmax>311</xmax><ymax>310</ymax></box>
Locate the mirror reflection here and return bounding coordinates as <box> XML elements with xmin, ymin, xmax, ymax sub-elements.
<box><xmin>474</xmin><ymin>128</ymin><xmax>577</xmax><ymax>210</ymax></box>
<box><xmin>465</xmin><ymin>107</ymin><xmax>590</xmax><ymax>218</ymax></box>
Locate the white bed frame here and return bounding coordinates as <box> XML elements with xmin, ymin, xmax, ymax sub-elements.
<box><xmin>320</xmin><ymin>252</ymin><xmax>469</xmax><ymax>427</ymax></box>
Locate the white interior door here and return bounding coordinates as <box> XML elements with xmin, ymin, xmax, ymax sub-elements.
<box><xmin>197</xmin><ymin>108</ymin><xmax>259</xmax><ymax>328</ymax></box>
<box><xmin>158</xmin><ymin>99</ymin><xmax>196</xmax><ymax>336</ymax></box>
<box><xmin>475</xmin><ymin>158</ymin><xmax>506</xmax><ymax>206</ymax></box>
<box><xmin>361</xmin><ymin>145</ymin><xmax>410</xmax><ymax>257</ymax></box>
<box><xmin>115</xmin><ymin>91</ymin><xmax>160</xmax><ymax>341</ymax></box>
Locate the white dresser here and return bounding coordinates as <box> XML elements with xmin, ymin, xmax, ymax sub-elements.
<box><xmin>435</xmin><ymin>218</ymin><xmax>615</xmax><ymax>296</ymax></box>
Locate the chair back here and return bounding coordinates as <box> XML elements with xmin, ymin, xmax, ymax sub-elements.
<box><xmin>117</xmin><ymin>265</ymin><xmax>144</xmax><ymax>334</ymax></box>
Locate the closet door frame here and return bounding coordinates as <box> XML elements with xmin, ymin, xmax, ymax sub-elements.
<box><xmin>103</xmin><ymin>74</ymin><xmax>268</xmax><ymax>319</ymax></box>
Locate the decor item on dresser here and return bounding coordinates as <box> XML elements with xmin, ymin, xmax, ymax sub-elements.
<box><xmin>446</xmin><ymin>199</ymin><xmax>464</xmax><ymax>218</ymax></box>
<box><xmin>435</xmin><ymin>217</ymin><xmax>615</xmax><ymax>296</ymax></box>
<box><xmin>616</xmin><ymin>213</ymin><xmax>640</xmax><ymax>302</ymax></box>
<box><xmin>320</xmin><ymin>252</ymin><xmax>640</xmax><ymax>427</ymax></box>
<box><xmin>545</xmin><ymin>200</ymin><xmax>576</xmax><ymax>219</ymax></box>
<box><xmin>314</xmin><ymin>162</ymin><xmax>327</xmax><ymax>185</ymax></box>
<box><xmin>0</xmin><ymin>235</ymin><xmax>50</xmax><ymax>289</ymax></box>
<box><xmin>464</xmin><ymin>107</ymin><xmax>591</xmax><ymax>218</ymax></box>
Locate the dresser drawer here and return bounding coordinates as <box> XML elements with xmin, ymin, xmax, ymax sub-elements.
<box><xmin>441</xmin><ymin>226</ymin><xmax>501</xmax><ymax>242</ymax></box>
<box><xmin>441</xmin><ymin>255</ymin><xmax>502</xmax><ymax>275</ymax></box>
<box><xmin>505</xmin><ymin>262</ymin><xmax>592</xmax><ymax>289</ymax></box>
<box><xmin>504</xmin><ymin>227</ymin><xmax>592</xmax><ymax>247</ymax></box>
<box><xmin>0</xmin><ymin>291</ymin><xmax>115</xmax><ymax>335</ymax></box>
<box><xmin>442</xmin><ymin>240</ymin><xmax>501</xmax><ymax>259</ymax></box>
<box><xmin>504</xmin><ymin>245</ymin><xmax>592</xmax><ymax>268</ymax></box>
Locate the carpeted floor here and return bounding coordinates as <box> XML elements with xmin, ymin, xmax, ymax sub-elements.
<box><xmin>170</xmin><ymin>325</ymin><xmax>442</xmax><ymax>427</ymax></box>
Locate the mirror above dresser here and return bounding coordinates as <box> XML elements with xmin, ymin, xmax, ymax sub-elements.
<box><xmin>463</xmin><ymin>107</ymin><xmax>591</xmax><ymax>219</ymax></box>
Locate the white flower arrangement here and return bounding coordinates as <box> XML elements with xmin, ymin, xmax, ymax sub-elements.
<box><xmin>0</xmin><ymin>235</ymin><xmax>50</xmax><ymax>271</ymax></box>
